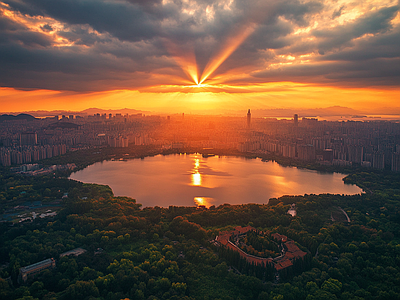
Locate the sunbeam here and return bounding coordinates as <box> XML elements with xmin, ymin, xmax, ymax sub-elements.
<box><xmin>199</xmin><ymin>23</ymin><xmax>257</xmax><ymax>84</ymax></box>
<box><xmin>163</xmin><ymin>39</ymin><xmax>199</xmax><ymax>84</ymax></box>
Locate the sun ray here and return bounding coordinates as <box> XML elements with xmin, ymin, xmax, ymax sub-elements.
<box><xmin>199</xmin><ymin>24</ymin><xmax>257</xmax><ymax>84</ymax></box>
<box><xmin>163</xmin><ymin>39</ymin><xmax>199</xmax><ymax>84</ymax></box>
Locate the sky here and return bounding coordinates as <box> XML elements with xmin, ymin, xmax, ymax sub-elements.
<box><xmin>0</xmin><ymin>0</ymin><xmax>399</xmax><ymax>115</ymax></box>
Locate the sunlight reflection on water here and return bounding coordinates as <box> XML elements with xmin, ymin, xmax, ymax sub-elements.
<box><xmin>194</xmin><ymin>197</ymin><xmax>214</xmax><ymax>208</ymax></box>
<box><xmin>69</xmin><ymin>153</ymin><xmax>362</xmax><ymax>208</ymax></box>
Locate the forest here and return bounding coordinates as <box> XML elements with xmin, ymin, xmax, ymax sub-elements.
<box><xmin>1</xmin><ymin>150</ymin><xmax>400</xmax><ymax>300</ymax></box>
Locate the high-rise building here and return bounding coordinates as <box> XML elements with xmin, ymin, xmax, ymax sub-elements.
<box><xmin>282</xmin><ymin>144</ymin><xmax>296</xmax><ymax>158</ymax></box>
<box><xmin>20</xmin><ymin>132</ymin><xmax>37</xmax><ymax>146</ymax></box>
<box><xmin>323</xmin><ymin>149</ymin><xmax>333</xmax><ymax>162</ymax></box>
<box><xmin>347</xmin><ymin>145</ymin><xmax>364</xmax><ymax>164</ymax></box>
<box><xmin>247</xmin><ymin>109</ymin><xmax>251</xmax><ymax>128</ymax></box>
<box><xmin>0</xmin><ymin>151</ymin><xmax>11</xmax><ymax>166</ymax></box>
<box><xmin>294</xmin><ymin>114</ymin><xmax>298</xmax><ymax>127</ymax></box>
<box><xmin>372</xmin><ymin>152</ymin><xmax>385</xmax><ymax>169</ymax></box>
<box><xmin>297</xmin><ymin>144</ymin><xmax>316</xmax><ymax>161</ymax></box>
<box><xmin>392</xmin><ymin>153</ymin><xmax>400</xmax><ymax>172</ymax></box>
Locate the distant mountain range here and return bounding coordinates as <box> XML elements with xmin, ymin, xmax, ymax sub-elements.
<box><xmin>3</xmin><ymin>106</ymin><xmax>397</xmax><ymax>119</ymax></box>
<box><xmin>0</xmin><ymin>113</ymin><xmax>37</xmax><ymax>122</ymax></box>
<box><xmin>81</xmin><ymin>108</ymin><xmax>150</xmax><ymax>115</ymax></box>
<box><xmin>250</xmin><ymin>106</ymin><xmax>361</xmax><ymax>118</ymax></box>
<box><xmin>2</xmin><ymin>108</ymin><xmax>150</xmax><ymax>118</ymax></box>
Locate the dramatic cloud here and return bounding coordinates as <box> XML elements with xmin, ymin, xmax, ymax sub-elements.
<box><xmin>0</xmin><ymin>0</ymin><xmax>399</xmax><ymax>95</ymax></box>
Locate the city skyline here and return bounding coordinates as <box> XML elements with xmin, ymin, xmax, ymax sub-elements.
<box><xmin>0</xmin><ymin>0</ymin><xmax>399</xmax><ymax>113</ymax></box>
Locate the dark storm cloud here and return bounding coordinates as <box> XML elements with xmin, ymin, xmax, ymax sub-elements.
<box><xmin>125</xmin><ymin>0</ymin><xmax>162</xmax><ymax>7</ymax></box>
<box><xmin>207</xmin><ymin>0</ymin><xmax>322</xmax><ymax>39</ymax></box>
<box><xmin>246</xmin><ymin>19</ymin><xmax>294</xmax><ymax>50</ymax></box>
<box><xmin>0</xmin><ymin>14</ymin><xmax>24</xmax><ymax>31</ymax></box>
<box><xmin>251</xmin><ymin>4</ymin><xmax>400</xmax><ymax>87</ymax></box>
<box><xmin>15</xmin><ymin>0</ymin><xmax>160</xmax><ymax>42</ymax></box>
<box><xmin>0</xmin><ymin>15</ymin><xmax>53</xmax><ymax>47</ymax></box>
<box><xmin>323</xmin><ymin>28</ymin><xmax>400</xmax><ymax>61</ymax></box>
<box><xmin>94</xmin><ymin>39</ymin><xmax>168</xmax><ymax>62</ymax></box>
<box><xmin>275</xmin><ymin>0</ymin><xmax>322</xmax><ymax>27</ymax></box>
<box><xmin>0</xmin><ymin>38</ymin><xmax>175</xmax><ymax>74</ymax></box>
<box><xmin>3</xmin><ymin>0</ymin><xmax>322</xmax><ymax>43</ymax></box>
<box><xmin>0</xmin><ymin>41</ymin><xmax>175</xmax><ymax>91</ymax></box>
<box><xmin>253</xmin><ymin>56</ymin><xmax>400</xmax><ymax>87</ymax></box>
<box><xmin>1</xmin><ymin>0</ymin><xmax>43</xmax><ymax>16</ymax></box>
<box><xmin>332</xmin><ymin>5</ymin><xmax>345</xmax><ymax>19</ymax></box>
<box><xmin>0</xmin><ymin>0</ymin><xmax>399</xmax><ymax>91</ymax></box>
<box><xmin>7</xmin><ymin>30</ymin><xmax>53</xmax><ymax>47</ymax></box>
<box><xmin>40</xmin><ymin>24</ymin><xmax>53</xmax><ymax>32</ymax></box>
<box><xmin>57</xmin><ymin>26</ymin><xmax>112</xmax><ymax>46</ymax></box>
<box><xmin>314</xmin><ymin>5</ymin><xmax>399</xmax><ymax>53</ymax></box>
<box><xmin>0</xmin><ymin>43</ymin><xmax>128</xmax><ymax>74</ymax></box>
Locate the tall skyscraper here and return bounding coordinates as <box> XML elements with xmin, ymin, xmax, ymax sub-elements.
<box><xmin>294</xmin><ymin>114</ymin><xmax>298</xmax><ymax>127</ymax></box>
<box><xmin>247</xmin><ymin>109</ymin><xmax>251</xmax><ymax>128</ymax></box>
<box><xmin>20</xmin><ymin>132</ymin><xmax>37</xmax><ymax>146</ymax></box>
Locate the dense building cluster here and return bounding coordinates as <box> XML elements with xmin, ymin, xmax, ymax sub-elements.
<box><xmin>0</xmin><ymin>145</ymin><xmax>67</xmax><ymax>166</ymax></box>
<box><xmin>0</xmin><ymin>114</ymin><xmax>143</xmax><ymax>166</ymax></box>
<box><xmin>238</xmin><ymin>117</ymin><xmax>400</xmax><ymax>171</ymax></box>
<box><xmin>1</xmin><ymin>112</ymin><xmax>400</xmax><ymax>171</ymax></box>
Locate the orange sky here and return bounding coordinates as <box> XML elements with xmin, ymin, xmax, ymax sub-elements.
<box><xmin>0</xmin><ymin>0</ymin><xmax>399</xmax><ymax>115</ymax></box>
<box><xmin>2</xmin><ymin>85</ymin><xmax>399</xmax><ymax>115</ymax></box>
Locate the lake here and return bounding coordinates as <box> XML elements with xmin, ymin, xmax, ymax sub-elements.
<box><xmin>69</xmin><ymin>154</ymin><xmax>362</xmax><ymax>208</ymax></box>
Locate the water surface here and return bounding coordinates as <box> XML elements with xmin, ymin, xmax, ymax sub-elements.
<box><xmin>70</xmin><ymin>154</ymin><xmax>361</xmax><ymax>207</ymax></box>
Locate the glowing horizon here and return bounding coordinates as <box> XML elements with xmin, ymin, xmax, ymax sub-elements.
<box><xmin>1</xmin><ymin>85</ymin><xmax>400</xmax><ymax>116</ymax></box>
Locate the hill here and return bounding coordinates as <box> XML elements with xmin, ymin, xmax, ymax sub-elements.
<box><xmin>0</xmin><ymin>113</ymin><xmax>36</xmax><ymax>122</ymax></box>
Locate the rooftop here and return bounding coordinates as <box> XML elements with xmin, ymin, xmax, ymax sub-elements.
<box><xmin>60</xmin><ymin>247</ymin><xmax>87</xmax><ymax>257</ymax></box>
<box><xmin>20</xmin><ymin>258</ymin><xmax>54</xmax><ymax>273</ymax></box>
